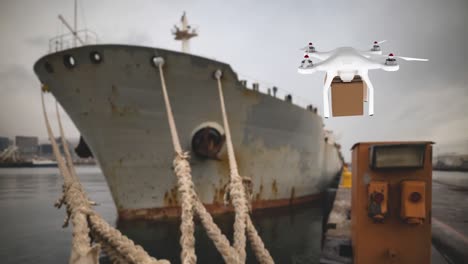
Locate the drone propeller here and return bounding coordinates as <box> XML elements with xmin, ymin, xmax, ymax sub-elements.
<box><xmin>385</xmin><ymin>53</ymin><xmax>428</xmax><ymax>61</ymax></box>
<box><xmin>396</xmin><ymin>56</ymin><xmax>428</xmax><ymax>61</ymax></box>
<box><xmin>369</xmin><ymin>40</ymin><xmax>387</xmax><ymax>52</ymax></box>
<box><xmin>372</xmin><ymin>40</ymin><xmax>387</xmax><ymax>46</ymax></box>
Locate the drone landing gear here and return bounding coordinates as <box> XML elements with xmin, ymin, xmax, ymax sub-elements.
<box><xmin>322</xmin><ymin>72</ymin><xmax>335</xmax><ymax>118</ymax></box>
<box><xmin>360</xmin><ymin>72</ymin><xmax>374</xmax><ymax>116</ymax></box>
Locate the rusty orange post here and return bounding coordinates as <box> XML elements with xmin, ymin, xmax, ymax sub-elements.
<box><xmin>351</xmin><ymin>141</ymin><xmax>433</xmax><ymax>264</ymax></box>
<box><xmin>340</xmin><ymin>166</ymin><xmax>352</xmax><ymax>188</ymax></box>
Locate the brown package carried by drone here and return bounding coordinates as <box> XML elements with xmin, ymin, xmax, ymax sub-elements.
<box><xmin>330</xmin><ymin>76</ymin><xmax>365</xmax><ymax>117</ymax></box>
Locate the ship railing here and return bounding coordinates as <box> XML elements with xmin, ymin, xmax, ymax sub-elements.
<box><xmin>48</xmin><ymin>29</ymin><xmax>99</xmax><ymax>53</ymax></box>
<box><xmin>237</xmin><ymin>73</ymin><xmax>319</xmax><ymax>114</ymax></box>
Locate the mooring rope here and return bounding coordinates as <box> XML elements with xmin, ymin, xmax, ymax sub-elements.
<box><xmin>214</xmin><ymin>70</ymin><xmax>248</xmax><ymax>262</ymax></box>
<box><xmin>156</xmin><ymin>57</ymin><xmax>197</xmax><ymax>264</ymax></box>
<box><xmin>41</xmin><ymin>88</ymin><xmax>169</xmax><ymax>264</ymax></box>
<box><xmin>41</xmin><ymin>90</ymin><xmax>98</xmax><ymax>264</ymax></box>
<box><xmin>55</xmin><ymin>101</ymin><xmax>78</xmax><ymax>181</ymax></box>
<box><xmin>155</xmin><ymin>58</ymin><xmax>273</xmax><ymax>264</ymax></box>
<box><xmin>214</xmin><ymin>70</ymin><xmax>274</xmax><ymax>264</ymax></box>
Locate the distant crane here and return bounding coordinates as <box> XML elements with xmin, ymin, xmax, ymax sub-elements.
<box><xmin>172</xmin><ymin>12</ymin><xmax>198</xmax><ymax>53</ymax></box>
<box><xmin>0</xmin><ymin>146</ymin><xmax>20</xmax><ymax>162</ymax></box>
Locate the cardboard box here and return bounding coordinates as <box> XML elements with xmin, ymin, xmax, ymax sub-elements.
<box><xmin>330</xmin><ymin>76</ymin><xmax>365</xmax><ymax>117</ymax></box>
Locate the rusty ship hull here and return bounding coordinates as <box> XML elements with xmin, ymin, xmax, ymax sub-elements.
<box><xmin>34</xmin><ymin>45</ymin><xmax>343</xmax><ymax>220</ymax></box>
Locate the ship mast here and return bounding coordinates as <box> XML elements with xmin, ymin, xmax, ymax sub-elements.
<box><xmin>58</xmin><ymin>0</ymin><xmax>84</xmax><ymax>47</ymax></box>
<box><xmin>74</xmin><ymin>0</ymin><xmax>77</xmax><ymax>47</ymax></box>
<box><xmin>172</xmin><ymin>12</ymin><xmax>198</xmax><ymax>53</ymax></box>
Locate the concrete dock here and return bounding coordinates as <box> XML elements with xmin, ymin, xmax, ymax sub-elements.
<box><xmin>320</xmin><ymin>183</ymin><xmax>451</xmax><ymax>264</ymax></box>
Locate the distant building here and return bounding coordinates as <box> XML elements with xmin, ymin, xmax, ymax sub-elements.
<box><xmin>0</xmin><ymin>137</ymin><xmax>10</xmax><ymax>152</ymax></box>
<box><xmin>56</xmin><ymin>137</ymin><xmax>77</xmax><ymax>160</ymax></box>
<box><xmin>37</xmin><ymin>137</ymin><xmax>77</xmax><ymax>161</ymax></box>
<box><xmin>434</xmin><ymin>153</ymin><xmax>468</xmax><ymax>171</ymax></box>
<box><xmin>15</xmin><ymin>136</ymin><xmax>39</xmax><ymax>160</ymax></box>
<box><xmin>38</xmin><ymin>143</ymin><xmax>53</xmax><ymax>159</ymax></box>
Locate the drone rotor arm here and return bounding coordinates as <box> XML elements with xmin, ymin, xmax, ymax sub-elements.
<box><xmin>298</xmin><ymin>66</ymin><xmax>317</xmax><ymax>74</ymax></box>
<box><xmin>298</xmin><ymin>57</ymin><xmax>332</xmax><ymax>74</ymax></box>
<box><xmin>358</xmin><ymin>51</ymin><xmax>375</xmax><ymax>58</ymax></box>
<box><xmin>313</xmin><ymin>51</ymin><xmax>332</xmax><ymax>61</ymax></box>
<box><xmin>359</xmin><ymin>71</ymin><xmax>375</xmax><ymax>116</ymax></box>
<box><xmin>313</xmin><ymin>59</ymin><xmax>333</xmax><ymax>71</ymax></box>
<box><xmin>367</xmin><ymin>59</ymin><xmax>387</xmax><ymax>70</ymax></box>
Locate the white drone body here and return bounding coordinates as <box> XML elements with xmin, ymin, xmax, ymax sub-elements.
<box><xmin>298</xmin><ymin>41</ymin><xmax>428</xmax><ymax>118</ymax></box>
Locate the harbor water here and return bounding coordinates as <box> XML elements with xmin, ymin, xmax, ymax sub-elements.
<box><xmin>0</xmin><ymin>167</ymin><xmax>466</xmax><ymax>263</ymax></box>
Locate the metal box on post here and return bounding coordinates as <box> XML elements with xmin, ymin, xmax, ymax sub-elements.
<box><xmin>351</xmin><ymin>141</ymin><xmax>433</xmax><ymax>264</ymax></box>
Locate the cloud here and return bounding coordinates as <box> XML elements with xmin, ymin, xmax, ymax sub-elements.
<box><xmin>0</xmin><ymin>64</ymin><xmax>39</xmax><ymax>95</ymax></box>
<box><xmin>0</xmin><ymin>64</ymin><xmax>34</xmax><ymax>81</ymax></box>
<box><xmin>24</xmin><ymin>35</ymin><xmax>50</xmax><ymax>48</ymax></box>
<box><xmin>124</xmin><ymin>30</ymin><xmax>154</xmax><ymax>46</ymax></box>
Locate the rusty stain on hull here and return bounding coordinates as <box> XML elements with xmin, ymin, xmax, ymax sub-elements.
<box><xmin>256</xmin><ymin>183</ymin><xmax>264</xmax><ymax>201</ymax></box>
<box><xmin>108</xmin><ymin>97</ymin><xmax>138</xmax><ymax>117</ymax></box>
<box><xmin>107</xmin><ymin>84</ymin><xmax>139</xmax><ymax>117</ymax></box>
<box><xmin>119</xmin><ymin>192</ymin><xmax>323</xmax><ymax>220</ymax></box>
<box><xmin>290</xmin><ymin>186</ymin><xmax>296</xmax><ymax>202</ymax></box>
<box><xmin>212</xmin><ymin>184</ymin><xmax>227</xmax><ymax>204</ymax></box>
<box><xmin>163</xmin><ymin>186</ymin><xmax>179</xmax><ymax>206</ymax></box>
<box><xmin>216</xmin><ymin>150</ymin><xmax>243</xmax><ymax>179</ymax></box>
<box><xmin>272</xmin><ymin>179</ymin><xmax>278</xmax><ymax>197</ymax></box>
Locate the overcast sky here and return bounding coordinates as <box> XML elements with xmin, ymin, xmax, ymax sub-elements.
<box><xmin>0</xmin><ymin>0</ymin><xmax>467</xmax><ymax>160</ymax></box>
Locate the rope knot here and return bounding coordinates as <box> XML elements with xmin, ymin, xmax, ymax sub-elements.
<box><xmin>77</xmin><ymin>205</ymin><xmax>93</xmax><ymax>216</ymax></box>
<box><xmin>176</xmin><ymin>151</ymin><xmax>190</xmax><ymax>160</ymax></box>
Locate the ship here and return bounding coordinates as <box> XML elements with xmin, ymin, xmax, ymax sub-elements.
<box><xmin>33</xmin><ymin>13</ymin><xmax>343</xmax><ymax>220</ymax></box>
<box><xmin>0</xmin><ymin>146</ymin><xmax>58</xmax><ymax>168</ymax></box>
<box><xmin>0</xmin><ymin>159</ymin><xmax>58</xmax><ymax>168</ymax></box>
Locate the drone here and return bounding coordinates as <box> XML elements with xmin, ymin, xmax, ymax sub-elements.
<box><xmin>298</xmin><ymin>41</ymin><xmax>428</xmax><ymax>118</ymax></box>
